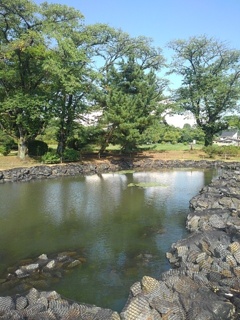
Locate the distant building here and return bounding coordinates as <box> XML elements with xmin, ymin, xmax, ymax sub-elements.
<box><xmin>214</xmin><ymin>130</ymin><xmax>240</xmax><ymax>146</ymax></box>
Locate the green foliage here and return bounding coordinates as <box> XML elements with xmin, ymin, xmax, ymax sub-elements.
<box><xmin>223</xmin><ymin>115</ymin><xmax>240</xmax><ymax>130</ymax></box>
<box><xmin>203</xmin><ymin>145</ymin><xmax>240</xmax><ymax>158</ymax></box>
<box><xmin>41</xmin><ymin>151</ymin><xmax>61</xmax><ymax>164</ymax></box>
<box><xmin>95</xmin><ymin>56</ymin><xmax>165</xmax><ymax>153</ymax></box>
<box><xmin>28</xmin><ymin>140</ymin><xmax>48</xmax><ymax>156</ymax></box>
<box><xmin>67</xmin><ymin>138</ymin><xmax>83</xmax><ymax>150</ymax></box>
<box><xmin>0</xmin><ymin>0</ymin><xmax>53</xmax><ymax>158</ymax></box>
<box><xmin>63</xmin><ymin>148</ymin><xmax>80</xmax><ymax>162</ymax></box>
<box><xmin>179</xmin><ymin>125</ymin><xmax>205</xmax><ymax>144</ymax></box>
<box><xmin>67</xmin><ymin>125</ymin><xmax>104</xmax><ymax>151</ymax></box>
<box><xmin>1</xmin><ymin>1</ymin><xmax>240</xmax><ymax>158</ymax></box>
<box><xmin>38</xmin><ymin>119</ymin><xmax>59</xmax><ymax>144</ymax></box>
<box><xmin>0</xmin><ymin>131</ymin><xmax>16</xmax><ymax>155</ymax></box>
<box><xmin>220</xmin><ymin>146</ymin><xmax>240</xmax><ymax>156</ymax></box>
<box><xmin>202</xmin><ymin>145</ymin><xmax>220</xmax><ymax>158</ymax></box>
<box><xmin>0</xmin><ymin>145</ymin><xmax>9</xmax><ymax>156</ymax></box>
<box><xmin>169</xmin><ymin>35</ymin><xmax>240</xmax><ymax>146</ymax></box>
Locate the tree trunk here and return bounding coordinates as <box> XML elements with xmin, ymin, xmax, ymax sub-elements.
<box><xmin>57</xmin><ymin>128</ymin><xmax>67</xmax><ymax>163</ymax></box>
<box><xmin>98</xmin><ymin>126</ymin><xmax>115</xmax><ymax>157</ymax></box>
<box><xmin>18</xmin><ymin>136</ymin><xmax>28</xmax><ymax>160</ymax></box>
<box><xmin>204</xmin><ymin>131</ymin><xmax>214</xmax><ymax>146</ymax></box>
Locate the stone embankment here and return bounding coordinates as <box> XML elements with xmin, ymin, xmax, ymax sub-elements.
<box><xmin>0</xmin><ymin>160</ymin><xmax>240</xmax><ymax>319</ymax></box>
<box><xmin>120</xmin><ymin>167</ymin><xmax>240</xmax><ymax>319</ymax></box>
<box><xmin>0</xmin><ymin>159</ymin><xmax>236</xmax><ymax>183</ymax></box>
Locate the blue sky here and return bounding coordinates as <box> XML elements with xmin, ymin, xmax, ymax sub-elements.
<box><xmin>34</xmin><ymin>0</ymin><xmax>240</xmax><ymax>90</ymax></box>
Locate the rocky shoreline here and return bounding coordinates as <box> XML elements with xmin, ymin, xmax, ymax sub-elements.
<box><xmin>0</xmin><ymin>159</ymin><xmax>240</xmax><ymax>319</ymax></box>
<box><xmin>0</xmin><ymin>159</ymin><xmax>238</xmax><ymax>183</ymax></box>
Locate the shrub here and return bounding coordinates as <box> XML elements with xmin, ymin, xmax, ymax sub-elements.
<box><xmin>66</xmin><ymin>138</ymin><xmax>85</xmax><ymax>150</ymax></box>
<box><xmin>28</xmin><ymin>140</ymin><xmax>48</xmax><ymax>156</ymax></box>
<box><xmin>41</xmin><ymin>151</ymin><xmax>60</xmax><ymax>164</ymax></box>
<box><xmin>0</xmin><ymin>145</ymin><xmax>10</xmax><ymax>156</ymax></box>
<box><xmin>220</xmin><ymin>145</ymin><xmax>239</xmax><ymax>157</ymax></box>
<box><xmin>202</xmin><ymin>145</ymin><xmax>219</xmax><ymax>158</ymax></box>
<box><xmin>0</xmin><ymin>132</ymin><xmax>16</xmax><ymax>155</ymax></box>
<box><xmin>203</xmin><ymin>145</ymin><xmax>240</xmax><ymax>158</ymax></box>
<box><xmin>63</xmin><ymin>148</ymin><xmax>80</xmax><ymax>162</ymax></box>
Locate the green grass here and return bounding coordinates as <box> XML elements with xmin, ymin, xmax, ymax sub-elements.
<box><xmin>47</xmin><ymin>142</ymin><xmax>204</xmax><ymax>154</ymax></box>
<box><xmin>139</xmin><ymin>143</ymin><xmax>203</xmax><ymax>152</ymax></box>
<box><xmin>105</xmin><ymin>143</ymin><xmax>203</xmax><ymax>152</ymax></box>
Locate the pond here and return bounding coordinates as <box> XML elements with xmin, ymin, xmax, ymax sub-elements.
<box><xmin>0</xmin><ymin>168</ymin><xmax>218</xmax><ymax>312</ymax></box>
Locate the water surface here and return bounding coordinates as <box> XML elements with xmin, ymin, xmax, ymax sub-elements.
<box><xmin>0</xmin><ymin>169</ymin><xmax>217</xmax><ymax>311</ymax></box>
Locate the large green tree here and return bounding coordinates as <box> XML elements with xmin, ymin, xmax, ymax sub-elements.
<box><xmin>0</xmin><ymin>0</ymin><xmax>51</xmax><ymax>158</ymax></box>
<box><xmin>96</xmin><ymin>56</ymin><xmax>166</xmax><ymax>153</ymax></box>
<box><xmin>40</xmin><ymin>2</ymin><xmax>91</xmax><ymax>157</ymax></box>
<box><xmin>89</xmin><ymin>30</ymin><xmax>167</xmax><ymax>154</ymax></box>
<box><xmin>168</xmin><ymin>36</ymin><xmax>240</xmax><ymax>146</ymax></box>
<box><xmin>0</xmin><ymin>0</ymin><xmax>93</xmax><ymax>159</ymax></box>
<box><xmin>223</xmin><ymin>115</ymin><xmax>240</xmax><ymax>130</ymax></box>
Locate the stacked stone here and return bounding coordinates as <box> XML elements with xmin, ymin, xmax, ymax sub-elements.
<box><xmin>0</xmin><ymin>160</ymin><xmax>234</xmax><ymax>183</ymax></box>
<box><xmin>121</xmin><ymin>169</ymin><xmax>240</xmax><ymax>319</ymax></box>
<box><xmin>0</xmin><ymin>288</ymin><xmax>119</xmax><ymax>320</ymax></box>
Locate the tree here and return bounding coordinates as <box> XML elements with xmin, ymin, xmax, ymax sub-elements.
<box><xmin>0</xmin><ymin>0</ymin><xmax>93</xmax><ymax>159</ymax></box>
<box><xmin>180</xmin><ymin>124</ymin><xmax>205</xmax><ymax>144</ymax></box>
<box><xmin>0</xmin><ymin>0</ymin><xmax>51</xmax><ymax>159</ymax></box>
<box><xmin>40</xmin><ymin>2</ymin><xmax>91</xmax><ymax>157</ymax></box>
<box><xmin>90</xmin><ymin>31</ymin><xmax>167</xmax><ymax>154</ymax></box>
<box><xmin>223</xmin><ymin>115</ymin><xmax>240</xmax><ymax>130</ymax></box>
<box><xmin>168</xmin><ymin>36</ymin><xmax>240</xmax><ymax>146</ymax></box>
<box><xmin>87</xmin><ymin>26</ymin><xmax>165</xmax><ymax>74</ymax></box>
<box><xmin>96</xmin><ymin>56</ymin><xmax>165</xmax><ymax>154</ymax></box>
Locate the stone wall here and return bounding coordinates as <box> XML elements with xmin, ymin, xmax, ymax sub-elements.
<box><xmin>0</xmin><ymin>159</ymin><xmax>238</xmax><ymax>183</ymax></box>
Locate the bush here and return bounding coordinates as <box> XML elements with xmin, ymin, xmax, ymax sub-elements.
<box><xmin>0</xmin><ymin>145</ymin><xmax>9</xmax><ymax>156</ymax></box>
<box><xmin>63</xmin><ymin>148</ymin><xmax>80</xmax><ymax>162</ymax></box>
<box><xmin>41</xmin><ymin>151</ymin><xmax>60</xmax><ymax>164</ymax></box>
<box><xmin>203</xmin><ymin>145</ymin><xmax>240</xmax><ymax>158</ymax></box>
<box><xmin>220</xmin><ymin>146</ymin><xmax>239</xmax><ymax>157</ymax></box>
<box><xmin>28</xmin><ymin>140</ymin><xmax>48</xmax><ymax>156</ymax></box>
<box><xmin>0</xmin><ymin>132</ymin><xmax>16</xmax><ymax>155</ymax></box>
<box><xmin>203</xmin><ymin>145</ymin><xmax>221</xmax><ymax>158</ymax></box>
<box><xmin>66</xmin><ymin>138</ymin><xmax>85</xmax><ymax>151</ymax></box>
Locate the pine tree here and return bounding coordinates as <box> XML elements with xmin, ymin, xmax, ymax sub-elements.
<box><xmin>98</xmin><ymin>56</ymin><xmax>163</xmax><ymax>154</ymax></box>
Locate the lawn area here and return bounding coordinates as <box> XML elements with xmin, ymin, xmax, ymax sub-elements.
<box><xmin>138</xmin><ymin>142</ymin><xmax>203</xmax><ymax>152</ymax></box>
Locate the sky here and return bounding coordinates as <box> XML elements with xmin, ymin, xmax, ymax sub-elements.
<box><xmin>34</xmin><ymin>0</ymin><xmax>240</xmax><ymax>90</ymax></box>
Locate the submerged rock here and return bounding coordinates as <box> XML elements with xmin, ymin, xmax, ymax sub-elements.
<box><xmin>0</xmin><ymin>250</ymin><xmax>86</xmax><ymax>296</ymax></box>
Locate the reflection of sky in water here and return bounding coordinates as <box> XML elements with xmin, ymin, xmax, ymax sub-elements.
<box><xmin>1</xmin><ymin>170</ymin><xmax>207</xmax><ymax>224</ymax></box>
<box><xmin>0</xmin><ymin>170</ymin><xmax>208</xmax><ymax>226</ymax></box>
<box><xmin>0</xmin><ymin>169</ymin><xmax>218</xmax><ymax>311</ymax></box>
<box><xmin>38</xmin><ymin>174</ymin><xmax>127</xmax><ymax>223</ymax></box>
<box><xmin>133</xmin><ymin>170</ymin><xmax>205</xmax><ymax>212</ymax></box>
